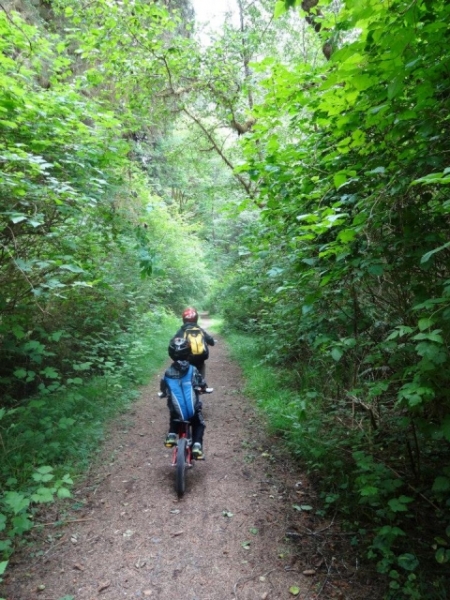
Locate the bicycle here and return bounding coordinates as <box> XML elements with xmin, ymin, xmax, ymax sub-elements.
<box><xmin>159</xmin><ymin>387</ymin><xmax>213</xmax><ymax>497</ymax></box>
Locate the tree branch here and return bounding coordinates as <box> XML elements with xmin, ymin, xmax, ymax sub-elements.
<box><xmin>182</xmin><ymin>107</ymin><xmax>255</xmax><ymax>198</ymax></box>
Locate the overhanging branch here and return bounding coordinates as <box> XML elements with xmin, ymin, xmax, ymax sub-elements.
<box><xmin>182</xmin><ymin>107</ymin><xmax>255</xmax><ymax>198</ymax></box>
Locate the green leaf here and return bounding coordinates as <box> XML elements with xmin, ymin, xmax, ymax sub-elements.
<box><xmin>412</xmin><ymin>330</ymin><xmax>444</xmax><ymax>343</ymax></box>
<box><xmin>57</xmin><ymin>487</ymin><xmax>72</xmax><ymax>499</ymax></box>
<box><xmin>32</xmin><ymin>466</ymin><xmax>54</xmax><ymax>483</ymax></box>
<box><xmin>333</xmin><ymin>172</ymin><xmax>348</xmax><ymax>188</ymax></box>
<box><xmin>49</xmin><ymin>330</ymin><xmax>65</xmax><ymax>341</ymax></box>
<box><xmin>331</xmin><ymin>347</ymin><xmax>343</xmax><ymax>362</ymax></box>
<box><xmin>415</xmin><ymin>342</ymin><xmax>446</xmax><ymax>362</ymax></box>
<box><xmin>435</xmin><ymin>548</ymin><xmax>450</xmax><ymax>564</ymax></box>
<box><xmin>13</xmin><ymin>368</ymin><xmax>28</xmax><ymax>379</ymax></box>
<box><xmin>432</xmin><ymin>476</ymin><xmax>450</xmax><ymax>493</ymax></box>
<box><xmin>59</xmin><ymin>264</ymin><xmax>85</xmax><ymax>273</ymax></box>
<box><xmin>368</xmin><ymin>263</ymin><xmax>384</xmax><ymax>276</ymax></box>
<box><xmin>397</xmin><ymin>553</ymin><xmax>419</xmax><ymax>571</ymax></box>
<box><xmin>40</xmin><ymin>367</ymin><xmax>60</xmax><ymax>379</ymax></box>
<box><xmin>387</xmin><ymin>74</ymin><xmax>404</xmax><ymax>99</ymax></box>
<box><xmin>0</xmin><ymin>539</ymin><xmax>12</xmax><ymax>553</ymax></box>
<box><xmin>388</xmin><ymin>496</ymin><xmax>413</xmax><ymax>512</ymax></box>
<box><xmin>413</xmin><ymin>172</ymin><xmax>450</xmax><ymax>185</ymax></box>
<box><xmin>337</xmin><ymin>228</ymin><xmax>357</xmax><ymax>242</ymax></box>
<box><xmin>31</xmin><ymin>488</ymin><xmax>55</xmax><ymax>503</ymax></box>
<box><xmin>418</xmin><ymin>318</ymin><xmax>434</xmax><ymax>331</ymax></box>
<box><xmin>11</xmin><ymin>325</ymin><xmax>26</xmax><ymax>339</ymax></box>
<box><xmin>386</xmin><ymin>326</ymin><xmax>414</xmax><ymax>340</ymax></box>
<box><xmin>274</xmin><ymin>1</ymin><xmax>286</xmax><ymax>18</ymax></box>
<box><xmin>3</xmin><ymin>492</ymin><xmax>30</xmax><ymax>515</ymax></box>
<box><xmin>9</xmin><ymin>214</ymin><xmax>27</xmax><ymax>224</ymax></box>
<box><xmin>36</xmin><ymin>466</ymin><xmax>53</xmax><ymax>474</ymax></box>
<box><xmin>289</xmin><ymin>586</ymin><xmax>300</xmax><ymax>596</ymax></box>
<box><xmin>420</xmin><ymin>242</ymin><xmax>450</xmax><ymax>264</ymax></box>
<box><xmin>12</xmin><ymin>513</ymin><xmax>33</xmax><ymax>534</ymax></box>
<box><xmin>28</xmin><ymin>219</ymin><xmax>43</xmax><ymax>228</ymax></box>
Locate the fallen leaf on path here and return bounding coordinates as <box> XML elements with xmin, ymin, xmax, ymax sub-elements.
<box><xmin>73</xmin><ymin>563</ymin><xmax>85</xmax><ymax>571</ymax></box>
<box><xmin>98</xmin><ymin>581</ymin><xmax>110</xmax><ymax>592</ymax></box>
<box><xmin>289</xmin><ymin>586</ymin><xmax>300</xmax><ymax>596</ymax></box>
<box><xmin>171</xmin><ymin>531</ymin><xmax>183</xmax><ymax>536</ymax></box>
<box><xmin>123</xmin><ymin>529</ymin><xmax>134</xmax><ymax>538</ymax></box>
<box><xmin>135</xmin><ymin>560</ymin><xmax>146</xmax><ymax>568</ymax></box>
<box><xmin>292</xmin><ymin>504</ymin><xmax>313</xmax><ymax>511</ymax></box>
<box><xmin>303</xmin><ymin>569</ymin><xmax>316</xmax><ymax>576</ymax></box>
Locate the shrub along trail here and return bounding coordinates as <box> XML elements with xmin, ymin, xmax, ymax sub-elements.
<box><xmin>3</xmin><ymin>321</ymin><xmax>378</xmax><ymax>600</ymax></box>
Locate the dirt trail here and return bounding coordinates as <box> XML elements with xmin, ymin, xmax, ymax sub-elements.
<box><xmin>3</xmin><ymin>321</ymin><xmax>376</xmax><ymax>600</ymax></box>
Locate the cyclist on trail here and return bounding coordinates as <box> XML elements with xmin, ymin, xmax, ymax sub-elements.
<box><xmin>160</xmin><ymin>337</ymin><xmax>207</xmax><ymax>460</ymax></box>
<box><xmin>173</xmin><ymin>307</ymin><xmax>215</xmax><ymax>379</ymax></box>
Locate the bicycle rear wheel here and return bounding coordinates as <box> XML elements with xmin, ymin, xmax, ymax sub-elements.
<box><xmin>175</xmin><ymin>438</ymin><xmax>188</xmax><ymax>497</ymax></box>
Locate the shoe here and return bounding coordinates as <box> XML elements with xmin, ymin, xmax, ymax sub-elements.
<box><xmin>192</xmin><ymin>442</ymin><xmax>204</xmax><ymax>460</ymax></box>
<box><xmin>164</xmin><ymin>433</ymin><xmax>177</xmax><ymax>447</ymax></box>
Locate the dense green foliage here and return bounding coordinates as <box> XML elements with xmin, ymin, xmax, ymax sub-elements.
<box><xmin>0</xmin><ymin>310</ymin><xmax>177</xmax><ymax>562</ymax></box>
<box><xmin>0</xmin><ymin>0</ymin><xmax>208</xmax><ymax>576</ymax></box>
<box><xmin>2</xmin><ymin>0</ymin><xmax>450</xmax><ymax>596</ymax></box>
<box><xmin>215</xmin><ymin>0</ymin><xmax>450</xmax><ymax>596</ymax></box>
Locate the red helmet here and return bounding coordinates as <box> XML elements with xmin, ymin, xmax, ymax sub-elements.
<box><xmin>182</xmin><ymin>307</ymin><xmax>198</xmax><ymax>323</ymax></box>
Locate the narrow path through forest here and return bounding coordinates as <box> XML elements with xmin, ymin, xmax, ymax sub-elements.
<box><xmin>3</xmin><ymin>321</ymin><xmax>377</xmax><ymax>600</ymax></box>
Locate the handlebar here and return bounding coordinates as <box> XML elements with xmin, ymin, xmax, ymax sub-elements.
<box><xmin>158</xmin><ymin>387</ymin><xmax>213</xmax><ymax>398</ymax></box>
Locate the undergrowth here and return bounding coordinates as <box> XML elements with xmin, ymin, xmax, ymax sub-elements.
<box><xmin>223</xmin><ymin>330</ymin><xmax>450</xmax><ymax>600</ymax></box>
<box><xmin>0</xmin><ymin>309</ymin><xmax>177</xmax><ymax>578</ymax></box>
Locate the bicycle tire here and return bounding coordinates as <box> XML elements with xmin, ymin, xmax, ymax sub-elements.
<box><xmin>176</xmin><ymin>438</ymin><xmax>188</xmax><ymax>497</ymax></box>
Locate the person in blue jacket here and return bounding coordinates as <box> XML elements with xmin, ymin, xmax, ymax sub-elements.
<box><xmin>160</xmin><ymin>337</ymin><xmax>207</xmax><ymax>460</ymax></box>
